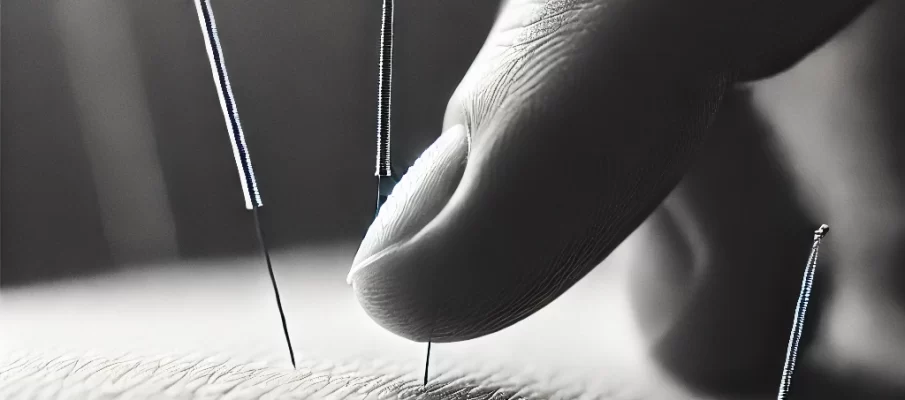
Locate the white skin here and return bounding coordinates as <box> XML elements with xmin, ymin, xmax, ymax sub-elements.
<box><xmin>350</xmin><ymin>0</ymin><xmax>905</xmax><ymax>397</ymax></box>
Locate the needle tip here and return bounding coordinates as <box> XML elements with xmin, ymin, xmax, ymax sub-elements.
<box><xmin>423</xmin><ymin>339</ymin><xmax>432</xmax><ymax>388</ymax></box>
<box><xmin>816</xmin><ymin>224</ymin><xmax>830</xmax><ymax>238</ymax></box>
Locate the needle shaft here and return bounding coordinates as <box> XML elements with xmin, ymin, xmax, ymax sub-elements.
<box><xmin>194</xmin><ymin>0</ymin><xmax>296</xmax><ymax>368</ymax></box>
<box><xmin>423</xmin><ymin>340</ymin><xmax>432</xmax><ymax>387</ymax></box>
<box><xmin>777</xmin><ymin>224</ymin><xmax>829</xmax><ymax>399</ymax></box>
<box><xmin>372</xmin><ymin>1</ymin><xmax>433</xmax><ymax>387</ymax></box>
<box><xmin>253</xmin><ymin>207</ymin><xmax>297</xmax><ymax>369</ymax></box>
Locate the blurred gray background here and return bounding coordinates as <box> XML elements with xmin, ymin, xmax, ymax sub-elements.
<box><xmin>2</xmin><ymin>0</ymin><xmax>502</xmax><ymax>286</ymax></box>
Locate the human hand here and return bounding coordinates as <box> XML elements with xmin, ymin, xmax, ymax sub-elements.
<box><xmin>349</xmin><ymin>0</ymin><xmax>905</xmax><ymax>397</ymax></box>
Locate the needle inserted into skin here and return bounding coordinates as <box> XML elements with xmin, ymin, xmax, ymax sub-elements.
<box><xmin>424</xmin><ymin>339</ymin><xmax>432</xmax><ymax>386</ymax></box>
<box><xmin>194</xmin><ymin>0</ymin><xmax>296</xmax><ymax>369</ymax></box>
<box><xmin>776</xmin><ymin>224</ymin><xmax>830</xmax><ymax>399</ymax></box>
<box><xmin>372</xmin><ymin>0</ymin><xmax>432</xmax><ymax>386</ymax></box>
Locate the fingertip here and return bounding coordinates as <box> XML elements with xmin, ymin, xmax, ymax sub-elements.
<box><xmin>347</xmin><ymin>235</ymin><xmax>445</xmax><ymax>342</ymax></box>
<box><xmin>350</xmin><ymin>124</ymin><xmax>468</xmax><ymax>275</ymax></box>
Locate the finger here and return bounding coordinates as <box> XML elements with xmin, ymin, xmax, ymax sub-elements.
<box><xmin>626</xmin><ymin>89</ymin><xmax>817</xmax><ymax>397</ymax></box>
<box><xmin>349</xmin><ymin>0</ymin><xmax>871</xmax><ymax>343</ymax></box>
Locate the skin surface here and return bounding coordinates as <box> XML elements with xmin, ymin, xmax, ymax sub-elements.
<box><xmin>0</xmin><ymin>353</ymin><xmax>594</xmax><ymax>400</ymax></box>
<box><xmin>0</xmin><ymin>248</ymin><xmax>685</xmax><ymax>400</ymax></box>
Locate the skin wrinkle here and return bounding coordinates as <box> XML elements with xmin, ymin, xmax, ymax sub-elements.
<box><xmin>456</xmin><ymin>1</ymin><xmax>593</xmax><ymax>147</ymax></box>
<box><xmin>467</xmin><ymin>25</ymin><xmax>570</xmax><ymax>132</ymax></box>
<box><xmin>0</xmin><ymin>351</ymin><xmax>651</xmax><ymax>400</ymax></box>
<box><xmin>514</xmin><ymin>0</ymin><xmax>586</xmax><ymax>45</ymax></box>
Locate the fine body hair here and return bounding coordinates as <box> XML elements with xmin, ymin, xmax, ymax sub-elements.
<box><xmin>0</xmin><ymin>351</ymin><xmax>641</xmax><ymax>400</ymax></box>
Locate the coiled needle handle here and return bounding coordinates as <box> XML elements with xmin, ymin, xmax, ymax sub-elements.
<box><xmin>375</xmin><ymin>0</ymin><xmax>395</xmax><ymax>180</ymax></box>
<box><xmin>194</xmin><ymin>0</ymin><xmax>296</xmax><ymax>369</ymax></box>
<box><xmin>777</xmin><ymin>224</ymin><xmax>830</xmax><ymax>399</ymax></box>
<box><xmin>375</xmin><ymin>0</ymin><xmax>401</xmax><ymax>216</ymax></box>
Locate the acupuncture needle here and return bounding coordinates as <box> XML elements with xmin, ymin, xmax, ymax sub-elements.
<box><xmin>776</xmin><ymin>224</ymin><xmax>830</xmax><ymax>400</ymax></box>
<box><xmin>375</xmin><ymin>0</ymin><xmax>402</xmax><ymax>213</ymax></box>
<box><xmin>372</xmin><ymin>0</ymin><xmax>433</xmax><ymax>387</ymax></box>
<box><xmin>193</xmin><ymin>0</ymin><xmax>297</xmax><ymax>369</ymax></box>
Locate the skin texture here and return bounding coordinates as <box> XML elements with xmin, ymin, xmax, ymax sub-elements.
<box><xmin>2</xmin><ymin>246</ymin><xmax>896</xmax><ymax>400</ymax></box>
<box><xmin>348</xmin><ymin>0</ymin><xmax>872</xmax><ymax>343</ymax></box>
<box><xmin>0</xmin><ymin>352</ymin><xmax>589</xmax><ymax>400</ymax></box>
<box><xmin>0</xmin><ymin>250</ymin><xmax>679</xmax><ymax>400</ymax></box>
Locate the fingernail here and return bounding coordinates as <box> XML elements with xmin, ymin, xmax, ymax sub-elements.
<box><xmin>348</xmin><ymin>124</ymin><xmax>468</xmax><ymax>284</ymax></box>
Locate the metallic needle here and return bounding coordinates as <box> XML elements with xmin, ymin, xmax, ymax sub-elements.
<box><xmin>423</xmin><ymin>339</ymin><xmax>432</xmax><ymax>387</ymax></box>
<box><xmin>372</xmin><ymin>0</ymin><xmax>432</xmax><ymax>386</ymax></box>
<box><xmin>193</xmin><ymin>0</ymin><xmax>297</xmax><ymax>369</ymax></box>
<box><xmin>375</xmin><ymin>0</ymin><xmax>401</xmax><ymax>212</ymax></box>
<box><xmin>776</xmin><ymin>224</ymin><xmax>830</xmax><ymax>399</ymax></box>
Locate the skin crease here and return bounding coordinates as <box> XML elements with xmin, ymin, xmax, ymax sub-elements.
<box><xmin>347</xmin><ymin>0</ymin><xmax>905</xmax><ymax>398</ymax></box>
